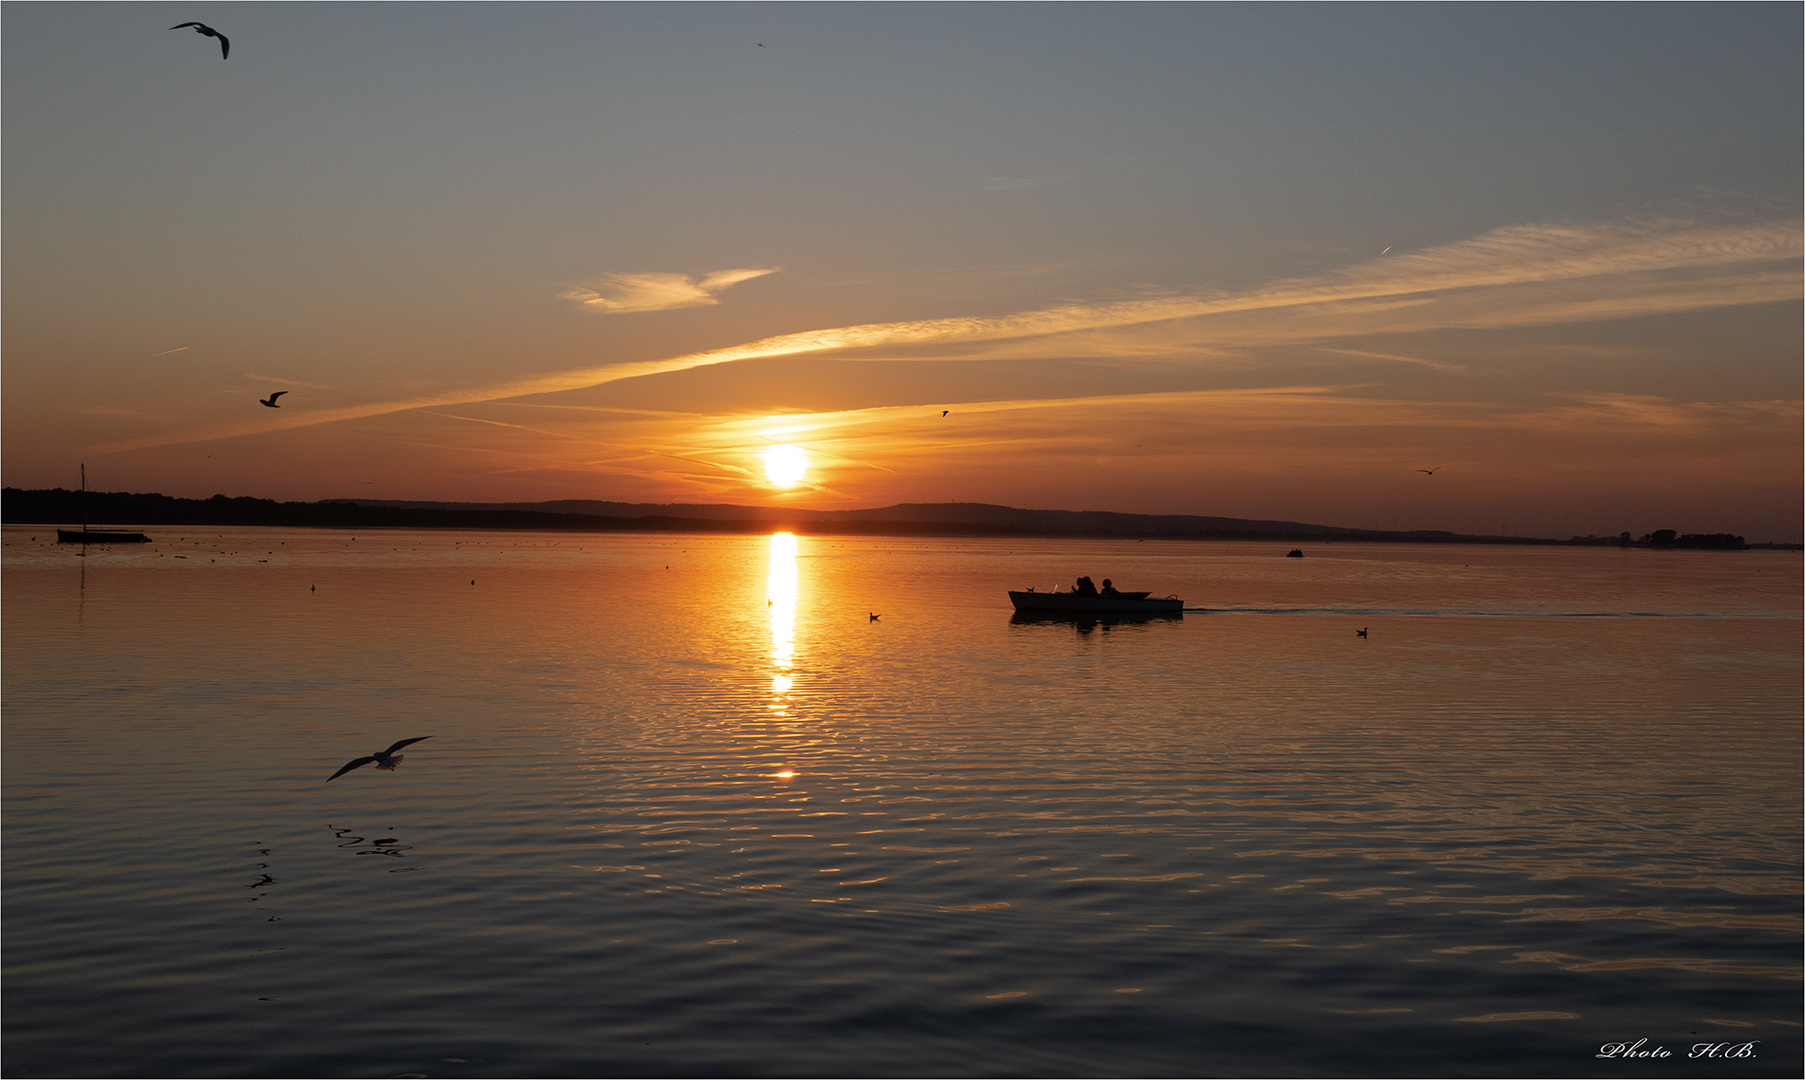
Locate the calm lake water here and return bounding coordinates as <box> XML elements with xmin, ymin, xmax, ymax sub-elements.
<box><xmin>4</xmin><ymin>526</ymin><xmax>1799</xmax><ymax>1078</ymax></box>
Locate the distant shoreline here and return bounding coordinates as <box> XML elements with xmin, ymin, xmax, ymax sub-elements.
<box><xmin>3</xmin><ymin>487</ymin><xmax>1788</xmax><ymax>549</ymax></box>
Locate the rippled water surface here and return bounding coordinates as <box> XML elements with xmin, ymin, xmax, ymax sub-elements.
<box><xmin>4</xmin><ymin>527</ymin><xmax>1800</xmax><ymax>1077</ymax></box>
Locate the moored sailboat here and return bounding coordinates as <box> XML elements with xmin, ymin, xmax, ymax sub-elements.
<box><xmin>55</xmin><ymin>465</ymin><xmax>151</xmax><ymax>544</ymax></box>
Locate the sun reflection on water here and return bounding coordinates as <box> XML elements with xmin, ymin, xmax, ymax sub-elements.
<box><xmin>767</xmin><ymin>533</ymin><xmax>797</xmax><ymax>712</ymax></box>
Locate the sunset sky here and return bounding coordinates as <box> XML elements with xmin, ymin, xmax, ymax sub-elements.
<box><xmin>5</xmin><ymin>3</ymin><xmax>1800</xmax><ymax>540</ymax></box>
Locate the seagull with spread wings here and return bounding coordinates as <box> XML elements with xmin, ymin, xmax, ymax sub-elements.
<box><xmin>260</xmin><ymin>392</ymin><xmax>287</xmax><ymax>408</ymax></box>
<box><xmin>1416</xmin><ymin>466</ymin><xmax>1442</xmax><ymax>475</ymax></box>
<box><xmin>170</xmin><ymin>22</ymin><xmax>230</xmax><ymax>59</ymax></box>
<box><xmin>327</xmin><ymin>737</ymin><xmax>432</xmax><ymax>781</ymax></box>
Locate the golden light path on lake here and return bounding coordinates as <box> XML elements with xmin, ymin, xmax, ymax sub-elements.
<box><xmin>767</xmin><ymin>532</ymin><xmax>798</xmax><ymax>711</ymax></box>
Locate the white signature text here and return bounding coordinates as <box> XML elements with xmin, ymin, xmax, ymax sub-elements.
<box><xmin>1596</xmin><ymin>1040</ymin><xmax>1759</xmax><ymax>1060</ymax></box>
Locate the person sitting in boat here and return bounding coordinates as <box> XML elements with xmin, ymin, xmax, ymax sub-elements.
<box><xmin>1074</xmin><ymin>576</ymin><xmax>1099</xmax><ymax>595</ymax></box>
<box><xmin>1099</xmin><ymin>578</ymin><xmax>1119</xmax><ymax>595</ymax></box>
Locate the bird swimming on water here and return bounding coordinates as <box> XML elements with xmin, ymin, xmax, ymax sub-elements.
<box><xmin>869</xmin><ymin>612</ymin><xmax>880</xmax><ymax>621</ymax></box>
<box><xmin>1356</xmin><ymin>627</ymin><xmax>1368</xmax><ymax>638</ymax></box>
<box><xmin>170</xmin><ymin>22</ymin><xmax>229</xmax><ymax>59</ymax></box>
<box><xmin>260</xmin><ymin>391</ymin><xmax>287</xmax><ymax>408</ymax></box>
<box><xmin>327</xmin><ymin>737</ymin><xmax>431</xmax><ymax>781</ymax></box>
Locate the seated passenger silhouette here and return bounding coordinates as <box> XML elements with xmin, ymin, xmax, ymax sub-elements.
<box><xmin>1074</xmin><ymin>576</ymin><xmax>1099</xmax><ymax>596</ymax></box>
<box><xmin>1100</xmin><ymin>578</ymin><xmax>1119</xmax><ymax>595</ymax></box>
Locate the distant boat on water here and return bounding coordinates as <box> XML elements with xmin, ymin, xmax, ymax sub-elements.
<box><xmin>55</xmin><ymin>464</ymin><xmax>151</xmax><ymax>544</ymax></box>
<box><xmin>1008</xmin><ymin>589</ymin><xmax>1183</xmax><ymax>617</ymax></box>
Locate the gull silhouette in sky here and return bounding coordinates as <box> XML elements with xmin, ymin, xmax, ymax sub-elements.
<box><xmin>1416</xmin><ymin>466</ymin><xmax>1442</xmax><ymax>475</ymax></box>
<box><xmin>327</xmin><ymin>737</ymin><xmax>431</xmax><ymax>781</ymax></box>
<box><xmin>259</xmin><ymin>391</ymin><xmax>287</xmax><ymax>408</ymax></box>
<box><xmin>170</xmin><ymin>22</ymin><xmax>229</xmax><ymax>59</ymax></box>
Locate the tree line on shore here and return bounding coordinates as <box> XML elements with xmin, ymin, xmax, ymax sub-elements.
<box><xmin>2</xmin><ymin>486</ymin><xmax>1774</xmax><ymax>548</ymax></box>
<box><xmin>1565</xmin><ymin>529</ymin><xmax>1749</xmax><ymax>550</ymax></box>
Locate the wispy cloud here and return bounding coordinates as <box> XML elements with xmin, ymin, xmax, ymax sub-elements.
<box><xmin>1526</xmin><ymin>392</ymin><xmax>1803</xmax><ymax>434</ymax></box>
<box><xmin>417</xmin><ymin>411</ymin><xmax>591</xmax><ymax>443</ymax></box>
<box><xmin>246</xmin><ymin>372</ymin><xmax>335</xmax><ymax>389</ymax></box>
<box><xmin>544</xmin><ymin>216</ymin><xmax>1799</xmax><ymax>370</ymax></box>
<box><xmin>78</xmin><ymin>405</ymin><xmax>171</xmax><ymax>422</ymax></box>
<box><xmin>1314</xmin><ymin>347</ymin><xmax>1468</xmax><ymax>374</ymax></box>
<box><xmin>684</xmin><ymin>387</ymin><xmax>1803</xmax><ymax>506</ymax></box>
<box><xmin>983</xmin><ymin>173</ymin><xmax>1079</xmax><ymax>193</ymax></box>
<box><xmin>87</xmin><ymin>215</ymin><xmax>1800</xmax><ymax>457</ymax></box>
<box><xmin>561</xmin><ymin>267</ymin><xmax>779</xmax><ymax>314</ymax></box>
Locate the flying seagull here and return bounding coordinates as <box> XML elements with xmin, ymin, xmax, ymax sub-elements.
<box><xmin>941</xmin><ymin>410</ymin><xmax>949</xmax><ymax>417</ymax></box>
<box><xmin>1416</xmin><ymin>466</ymin><xmax>1442</xmax><ymax>475</ymax></box>
<box><xmin>327</xmin><ymin>737</ymin><xmax>431</xmax><ymax>781</ymax></box>
<box><xmin>260</xmin><ymin>391</ymin><xmax>287</xmax><ymax>408</ymax></box>
<box><xmin>170</xmin><ymin>22</ymin><xmax>229</xmax><ymax>59</ymax></box>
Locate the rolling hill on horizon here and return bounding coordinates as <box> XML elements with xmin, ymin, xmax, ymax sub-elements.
<box><xmin>9</xmin><ymin>487</ymin><xmax>1393</xmax><ymax>539</ymax></box>
<box><xmin>338</xmin><ymin>497</ymin><xmax>1380</xmax><ymax>538</ymax></box>
<box><xmin>9</xmin><ymin>487</ymin><xmax>1767</xmax><ymax>547</ymax></box>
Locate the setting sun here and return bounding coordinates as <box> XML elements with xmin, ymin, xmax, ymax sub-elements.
<box><xmin>763</xmin><ymin>444</ymin><xmax>808</xmax><ymax>487</ymax></box>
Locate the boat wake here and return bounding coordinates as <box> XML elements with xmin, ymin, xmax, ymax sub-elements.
<box><xmin>1183</xmin><ymin>606</ymin><xmax>1760</xmax><ymax>619</ymax></box>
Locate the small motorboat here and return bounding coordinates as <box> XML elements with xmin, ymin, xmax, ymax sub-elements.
<box><xmin>1008</xmin><ymin>588</ymin><xmax>1183</xmax><ymax>617</ymax></box>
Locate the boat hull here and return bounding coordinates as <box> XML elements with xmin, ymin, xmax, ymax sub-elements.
<box><xmin>1008</xmin><ymin>590</ymin><xmax>1182</xmax><ymax>616</ymax></box>
<box><xmin>57</xmin><ymin>529</ymin><xmax>151</xmax><ymax>544</ymax></box>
